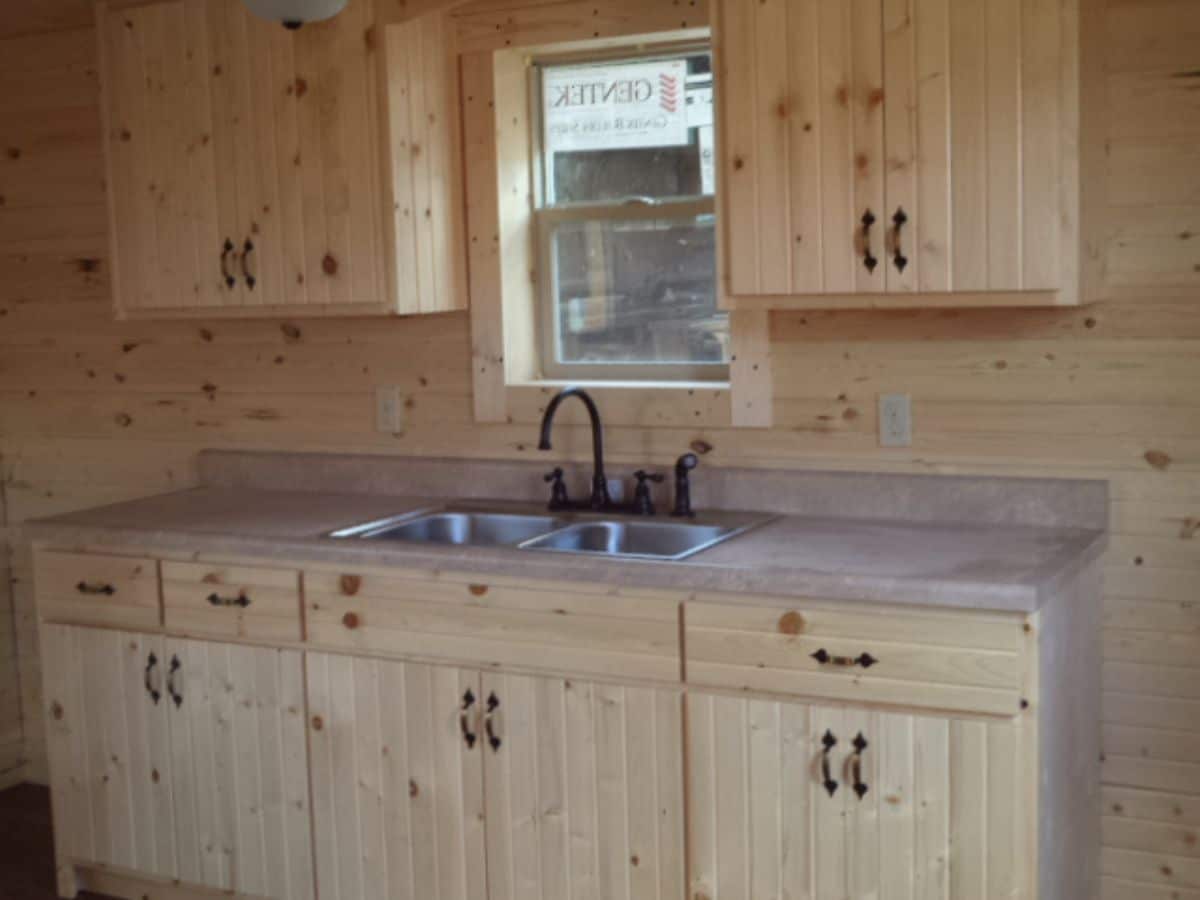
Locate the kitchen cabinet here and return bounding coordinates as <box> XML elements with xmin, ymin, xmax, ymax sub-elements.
<box><xmin>96</xmin><ymin>0</ymin><xmax>465</xmax><ymax>318</ymax></box>
<box><xmin>480</xmin><ymin>673</ymin><xmax>686</xmax><ymax>900</ymax></box>
<box><xmin>305</xmin><ymin>652</ymin><xmax>487</xmax><ymax>900</ymax></box>
<box><xmin>716</xmin><ymin>0</ymin><xmax>1078</xmax><ymax>308</ymax></box>
<box><xmin>42</xmin><ymin>624</ymin><xmax>313</xmax><ymax>899</ymax></box>
<box><xmin>687</xmin><ymin>691</ymin><xmax>1031</xmax><ymax>899</ymax></box>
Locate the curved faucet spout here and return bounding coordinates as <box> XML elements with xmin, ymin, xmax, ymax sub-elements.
<box><xmin>537</xmin><ymin>387</ymin><xmax>611</xmax><ymax>510</ymax></box>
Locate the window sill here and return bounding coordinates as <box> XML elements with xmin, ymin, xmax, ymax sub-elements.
<box><xmin>504</xmin><ymin>381</ymin><xmax>732</xmax><ymax>428</ymax></box>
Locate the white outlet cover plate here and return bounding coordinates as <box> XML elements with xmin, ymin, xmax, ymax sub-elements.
<box><xmin>878</xmin><ymin>393</ymin><xmax>913</xmax><ymax>448</ymax></box>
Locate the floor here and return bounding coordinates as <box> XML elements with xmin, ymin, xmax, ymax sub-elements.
<box><xmin>0</xmin><ymin>784</ymin><xmax>105</xmax><ymax>900</ymax></box>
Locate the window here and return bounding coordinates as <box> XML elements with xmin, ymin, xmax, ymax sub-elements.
<box><xmin>533</xmin><ymin>47</ymin><xmax>728</xmax><ymax>382</ymax></box>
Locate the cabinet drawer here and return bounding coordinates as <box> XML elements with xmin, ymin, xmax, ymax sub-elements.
<box><xmin>162</xmin><ymin>562</ymin><xmax>301</xmax><ymax>642</ymax></box>
<box><xmin>35</xmin><ymin>550</ymin><xmax>159</xmax><ymax>630</ymax></box>
<box><xmin>306</xmin><ymin>569</ymin><xmax>681</xmax><ymax>682</ymax></box>
<box><xmin>684</xmin><ymin>599</ymin><xmax>1028</xmax><ymax>717</ymax></box>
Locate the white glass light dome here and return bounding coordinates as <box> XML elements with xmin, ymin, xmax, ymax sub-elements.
<box><xmin>241</xmin><ymin>0</ymin><xmax>348</xmax><ymax>28</ymax></box>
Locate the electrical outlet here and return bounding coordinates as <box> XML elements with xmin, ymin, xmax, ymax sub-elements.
<box><xmin>375</xmin><ymin>386</ymin><xmax>405</xmax><ymax>435</ymax></box>
<box><xmin>878</xmin><ymin>393</ymin><xmax>912</xmax><ymax>447</ymax></box>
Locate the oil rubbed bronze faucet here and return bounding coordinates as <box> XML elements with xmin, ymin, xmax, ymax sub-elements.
<box><xmin>537</xmin><ymin>387</ymin><xmax>614</xmax><ymax>511</ymax></box>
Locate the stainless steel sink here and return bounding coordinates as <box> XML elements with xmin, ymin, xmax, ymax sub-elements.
<box><xmin>519</xmin><ymin>520</ymin><xmax>741</xmax><ymax>561</ymax></box>
<box><xmin>329</xmin><ymin>511</ymin><xmax>566</xmax><ymax>547</ymax></box>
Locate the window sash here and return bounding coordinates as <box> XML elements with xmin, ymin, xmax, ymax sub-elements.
<box><xmin>534</xmin><ymin>196</ymin><xmax>726</xmax><ymax>382</ymax></box>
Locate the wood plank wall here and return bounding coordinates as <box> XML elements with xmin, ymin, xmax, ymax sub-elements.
<box><xmin>0</xmin><ymin>0</ymin><xmax>1196</xmax><ymax>895</ymax></box>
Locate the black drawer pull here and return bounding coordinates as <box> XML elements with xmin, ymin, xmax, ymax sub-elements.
<box><xmin>821</xmin><ymin>729</ymin><xmax>838</xmax><ymax>797</ymax></box>
<box><xmin>143</xmin><ymin>652</ymin><xmax>161</xmax><ymax>705</ymax></box>
<box><xmin>811</xmin><ymin>649</ymin><xmax>878</xmax><ymax>669</ymax></box>
<box><xmin>851</xmin><ymin>732</ymin><xmax>870</xmax><ymax>800</ymax></box>
<box><xmin>167</xmin><ymin>655</ymin><xmax>183</xmax><ymax>708</ymax></box>
<box><xmin>861</xmin><ymin>210</ymin><xmax>878</xmax><ymax>273</ymax></box>
<box><xmin>460</xmin><ymin>689</ymin><xmax>478</xmax><ymax>750</ymax></box>
<box><xmin>485</xmin><ymin>692</ymin><xmax>502</xmax><ymax>752</ymax></box>
<box><xmin>220</xmin><ymin>238</ymin><xmax>237</xmax><ymax>289</ymax></box>
<box><xmin>892</xmin><ymin>208</ymin><xmax>909</xmax><ymax>273</ymax></box>
<box><xmin>241</xmin><ymin>239</ymin><xmax>256</xmax><ymax>290</ymax></box>
<box><xmin>207</xmin><ymin>592</ymin><xmax>250</xmax><ymax>608</ymax></box>
<box><xmin>76</xmin><ymin>581</ymin><xmax>115</xmax><ymax>596</ymax></box>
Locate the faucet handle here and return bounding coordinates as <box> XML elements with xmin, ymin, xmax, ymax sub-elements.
<box><xmin>543</xmin><ymin>468</ymin><xmax>569</xmax><ymax>510</ymax></box>
<box><xmin>632</xmin><ymin>471</ymin><xmax>665</xmax><ymax>516</ymax></box>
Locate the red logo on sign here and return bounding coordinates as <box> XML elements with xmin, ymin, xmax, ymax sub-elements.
<box><xmin>660</xmin><ymin>74</ymin><xmax>679</xmax><ymax>113</ymax></box>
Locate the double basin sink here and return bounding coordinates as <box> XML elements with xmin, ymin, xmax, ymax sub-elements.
<box><xmin>329</xmin><ymin>507</ymin><xmax>767</xmax><ymax>561</ymax></box>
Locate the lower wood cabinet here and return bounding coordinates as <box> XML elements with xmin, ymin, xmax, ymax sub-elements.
<box><xmin>42</xmin><ymin>625</ymin><xmax>314</xmax><ymax>900</ymax></box>
<box><xmin>687</xmin><ymin>691</ymin><xmax>1030</xmax><ymax>900</ymax></box>
<box><xmin>306</xmin><ymin>652</ymin><xmax>686</xmax><ymax>900</ymax></box>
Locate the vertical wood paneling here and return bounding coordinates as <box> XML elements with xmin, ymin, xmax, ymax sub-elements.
<box><xmin>751</xmin><ymin>0</ymin><xmax>792</xmax><ymax>295</ymax></box>
<box><xmin>912</xmin><ymin>0</ymin><xmax>952</xmax><ymax>293</ymax></box>
<box><xmin>204</xmin><ymin>0</ymin><xmax>246</xmax><ymax>308</ymax></box>
<box><xmin>785</xmin><ymin>0</ymin><xmax>823</xmax><ymax>293</ymax></box>
<box><xmin>948</xmin><ymin>0</ymin><xmax>988</xmax><ymax>292</ymax></box>
<box><xmin>883</xmin><ymin>0</ymin><xmax>919</xmax><ymax>294</ymax></box>
<box><xmin>851</xmin><ymin>0</ymin><xmax>886</xmax><ymax>294</ymax></box>
<box><xmin>484</xmin><ymin>673</ymin><xmax>684</xmax><ymax>900</ymax></box>
<box><xmin>817</xmin><ymin>0</ymin><xmax>856</xmax><ymax>293</ymax></box>
<box><xmin>1021</xmin><ymin>0</ymin><xmax>1064</xmax><ymax>290</ymax></box>
<box><xmin>307</xmin><ymin>652</ymin><xmax>484</xmax><ymax>900</ymax></box>
<box><xmin>984</xmin><ymin>0</ymin><xmax>1023</xmax><ymax>289</ymax></box>
<box><xmin>717</xmin><ymin>0</ymin><xmax>758</xmax><ymax>295</ymax></box>
<box><xmin>166</xmin><ymin>638</ymin><xmax>312</xmax><ymax>899</ymax></box>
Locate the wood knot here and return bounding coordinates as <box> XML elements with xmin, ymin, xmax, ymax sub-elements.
<box><xmin>342</xmin><ymin>612</ymin><xmax>360</xmax><ymax>630</ymax></box>
<box><xmin>50</xmin><ymin>701</ymin><xmax>64</xmax><ymax>721</ymax></box>
<box><xmin>293</xmin><ymin>77</ymin><xmax>308</xmax><ymax>97</ymax></box>
<box><xmin>311</xmin><ymin>715</ymin><xmax>324</xmax><ymax>732</ymax></box>
<box><xmin>867</xmin><ymin>87</ymin><xmax>885</xmax><ymax>108</ymax></box>
<box><xmin>732</xmin><ymin>155</ymin><xmax>745</xmax><ymax>171</ymax></box>
<box><xmin>151</xmin><ymin>768</ymin><xmax>160</xmax><ymax>784</ymax></box>
<box><xmin>339</xmin><ymin>574</ymin><xmax>362</xmax><ymax>596</ymax></box>
<box><xmin>322</xmin><ymin>254</ymin><xmax>339</xmax><ymax>276</ymax></box>
<box><xmin>409</xmin><ymin>778</ymin><xmax>419</xmax><ymax>798</ymax></box>
<box><xmin>777</xmin><ymin>611</ymin><xmax>805</xmax><ymax>635</ymax></box>
<box><xmin>468</xmin><ymin>584</ymin><xmax>489</xmax><ymax>597</ymax></box>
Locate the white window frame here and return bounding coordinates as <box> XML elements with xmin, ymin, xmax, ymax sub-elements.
<box><xmin>530</xmin><ymin>45</ymin><xmax>726</xmax><ymax>383</ymax></box>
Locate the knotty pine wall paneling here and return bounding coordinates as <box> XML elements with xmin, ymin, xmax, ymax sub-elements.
<box><xmin>0</xmin><ymin>1</ymin><xmax>1198</xmax><ymax>896</ymax></box>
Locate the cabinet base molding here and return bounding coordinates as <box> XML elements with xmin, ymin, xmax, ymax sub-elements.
<box><xmin>68</xmin><ymin>862</ymin><xmax>270</xmax><ymax>900</ymax></box>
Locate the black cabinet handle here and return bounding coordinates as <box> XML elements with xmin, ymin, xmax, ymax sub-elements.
<box><xmin>892</xmin><ymin>208</ymin><xmax>909</xmax><ymax>273</ymax></box>
<box><xmin>76</xmin><ymin>581</ymin><xmax>115</xmax><ymax>596</ymax></box>
<box><xmin>166</xmin><ymin>655</ymin><xmax>183</xmax><ymax>708</ymax></box>
<box><xmin>861</xmin><ymin>210</ymin><xmax>878</xmax><ymax>273</ymax></box>
<box><xmin>143</xmin><ymin>652</ymin><xmax>161</xmax><ymax>705</ymax></box>
<box><xmin>241</xmin><ymin>239</ymin><xmax>256</xmax><ymax>290</ymax></box>
<box><xmin>207</xmin><ymin>592</ymin><xmax>250</xmax><ymax>608</ymax></box>
<box><xmin>220</xmin><ymin>238</ymin><xmax>237</xmax><ymax>289</ymax></box>
<box><xmin>820</xmin><ymin>729</ymin><xmax>838</xmax><ymax>797</ymax></box>
<box><xmin>460</xmin><ymin>689</ymin><xmax>478</xmax><ymax>750</ymax></box>
<box><xmin>851</xmin><ymin>732</ymin><xmax>870</xmax><ymax>800</ymax></box>
<box><xmin>811</xmin><ymin>649</ymin><xmax>878</xmax><ymax>669</ymax></box>
<box><xmin>485</xmin><ymin>692</ymin><xmax>502</xmax><ymax>752</ymax></box>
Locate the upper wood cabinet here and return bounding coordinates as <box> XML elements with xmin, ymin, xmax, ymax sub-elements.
<box><xmin>96</xmin><ymin>0</ymin><xmax>466</xmax><ymax>318</ymax></box>
<box><xmin>715</xmin><ymin>0</ymin><xmax>1079</xmax><ymax>308</ymax></box>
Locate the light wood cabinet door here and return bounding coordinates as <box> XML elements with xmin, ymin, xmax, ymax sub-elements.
<box><xmin>687</xmin><ymin>691</ymin><xmax>1032</xmax><ymax>899</ymax></box>
<box><xmin>98</xmin><ymin>0</ymin><xmax>391</xmax><ymax>316</ymax></box>
<box><xmin>716</xmin><ymin>0</ymin><xmax>1073</xmax><ymax>305</ymax></box>
<box><xmin>306</xmin><ymin>652</ymin><xmax>487</xmax><ymax>900</ymax></box>
<box><xmin>481</xmin><ymin>673</ymin><xmax>686</xmax><ymax>900</ymax></box>
<box><xmin>164</xmin><ymin>637</ymin><xmax>313</xmax><ymax>899</ymax></box>
<box><xmin>42</xmin><ymin>625</ymin><xmax>176</xmax><ymax>880</ymax></box>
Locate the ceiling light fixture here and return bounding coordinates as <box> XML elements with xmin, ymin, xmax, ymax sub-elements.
<box><xmin>241</xmin><ymin>0</ymin><xmax>348</xmax><ymax>29</ymax></box>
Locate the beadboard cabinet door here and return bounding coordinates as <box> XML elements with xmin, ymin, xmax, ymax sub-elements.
<box><xmin>164</xmin><ymin>637</ymin><xmax>314</xmax><ymax>899</ymax></box>
<box><xmin>42</xmin><ymin>626</ymin><xmax>177</xmax><ymax>885</ymax></box>
<box><xmin>305</xmin><ymin>652</ymin><xmax>488</xmax><ymax>900</ymax></box>
<box><xmin>97</xmin><ymin>0</ymin><xmax>392</xmax><ymax>317</ymax></box>
<box><xmin>480</xmin><ymin>673</ymin><xmax>686</xmax><ymax>900</ymax></box>
<box><xmin>687</xmin><ymin>692</ymin><xmax>1033</xmax><ymax>899</ymax></box>
<box><xmin>716</xmin><ymin>0</ymin><xmax>1076</xmax><ymax>307</ymax></box>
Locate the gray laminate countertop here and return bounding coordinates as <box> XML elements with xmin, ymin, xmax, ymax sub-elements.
<box><xmin>26</xmin><ymin>486</ymin><xmax>1107</xmax><ymax>614</ymax></box>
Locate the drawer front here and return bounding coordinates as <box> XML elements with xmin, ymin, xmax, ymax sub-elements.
<box><xmin>162</xmin><ymin>562</ymin><xmax>301</xmax><ymax>642</ymax></box>
<box><xmin>684</xmin><ymin>599</ymin><xmax>1028</xmax><ymax>717</ymax></box>
<box><xmin>35</xmin><ymin>550</ymin><xmax>160</xmax><ymax>629</ymax></box>
<box><xmin>306</xmin><ymin>569</ymin><xmax>681</xmax><ymax>682</ymax></box>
